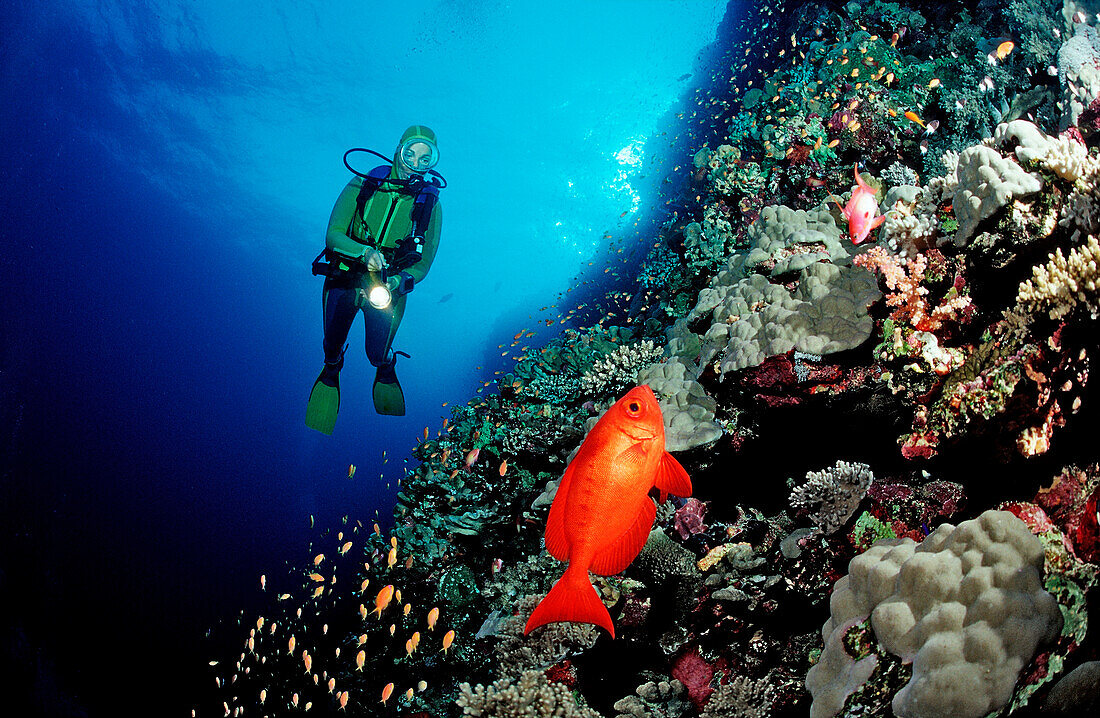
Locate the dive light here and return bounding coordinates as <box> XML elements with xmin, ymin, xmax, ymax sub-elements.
<box><xmin>367</xmin><ymin>281</ymin><xmax>392</xmax><ymax>310</ymax></box>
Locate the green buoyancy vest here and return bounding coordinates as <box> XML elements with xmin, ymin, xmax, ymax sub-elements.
<box><xmin>324</xmin><ymin>170</ymin><xmax>442</xmax><ymax>285</ymax></box>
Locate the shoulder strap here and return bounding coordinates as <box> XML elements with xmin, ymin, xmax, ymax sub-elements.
<box><xmin>411</xmin><ymin>185</ymin><xmax>439</xmax><ymax>238</ymax></box>
<box><xmin>352</xmin><ymin>165</ymin><xmax>393</xmax><ymax>228</ymax></box>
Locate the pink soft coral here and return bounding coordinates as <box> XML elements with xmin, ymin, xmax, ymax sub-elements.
<box><xmin>671</xmin><ymin>647</ymin><xmax>715</xmax><ymax>709</ymax></box>
<box><xmin>854</xmin><ymin>247</ymin><xmax>972</xmax><ymax>331</ymax></box>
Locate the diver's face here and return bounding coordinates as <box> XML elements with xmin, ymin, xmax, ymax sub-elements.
<box><xmin>398</xmin><ymin>141</ymin><xmax>433</xmax><ymax>179</ymax></box>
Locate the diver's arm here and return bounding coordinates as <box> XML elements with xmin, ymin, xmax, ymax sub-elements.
<box><xmin>324</xmin><ymin>177</ymin><xmax>364</xmax><ymax>246</ymax></box>
<box><xmin>400</xmin><ymin>200</ymin><xmax>442</xmax><ymax>287</ymax></box>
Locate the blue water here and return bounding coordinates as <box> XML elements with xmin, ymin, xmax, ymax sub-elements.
<box><xmin>1</xmin><ymin>1</ymin><xmax>737</xmax><ymax>714</ymax></box>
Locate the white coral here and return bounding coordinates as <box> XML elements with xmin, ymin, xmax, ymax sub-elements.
<box><xmin>807</xmin><ymin>510</ymin><xmax>1063</xmax><ymax>718</ymax></box>
<box><xmin>1016</xmin><ymin>234</ymin><xmax>1100</xmax><ymax>319</ymax></box>
<box><xmin>951</xmin><ymin>145</ymin><xmax>1043</xmax><ymax>245</ymax></box>
<box><xmin>993</xmin><ymin>120</ymin><xmax>1098</xmax><ymax>182</ymax></box>
<box><xmin>789</xmin><ymin>460</ymin><xmax>874</xmax><ymax>535</ymax></box>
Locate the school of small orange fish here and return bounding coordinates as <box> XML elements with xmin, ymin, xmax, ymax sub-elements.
<box><xmin>204</xmin><ymin>515</ymin><xmax>452</xmax><ymax>716</ymax></box>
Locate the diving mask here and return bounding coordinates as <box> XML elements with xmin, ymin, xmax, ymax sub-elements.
<box><xmin>398</xmin><ymin>138</ymin><xmax>438</xmax><ymax>175</ymax></box>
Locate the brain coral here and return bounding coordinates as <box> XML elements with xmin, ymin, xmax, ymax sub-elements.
<box><xmin>806</xmin><ymin>509</ymin><xmax>1063</xmax><ymax>718</ymax></box>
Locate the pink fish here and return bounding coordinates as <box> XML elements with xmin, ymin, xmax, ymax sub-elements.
<box><xmin>836</xmin><ymin>164</ymin><xmax>884</xmax><ymax>245</ymax></box>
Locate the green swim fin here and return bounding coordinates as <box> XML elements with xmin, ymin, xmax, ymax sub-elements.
<box><xmin>372</xmin><ymin>351</ymin><xmax>409</xmax><ymax>416</ymax></box>
<box><xmin>306</xmin><ymin>362</ymin><xmax>342</xmax><ymax>435</ymax></box>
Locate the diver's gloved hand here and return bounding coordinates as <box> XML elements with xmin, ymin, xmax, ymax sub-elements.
<box><xmin>386</xmin><ymin>272</ymin><xmax>415</xmax><ymax>297</ymax></box>
<box><xmin>364</xmin><ymin>248</ymin><xmax>386</xmax><ymax>273</ymax></box>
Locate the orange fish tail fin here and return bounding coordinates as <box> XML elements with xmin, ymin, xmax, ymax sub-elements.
<box><xmin>654</xmin><ymin>452</ymin><xmax>692</xmax><ymax>502</ymax></box>
<box><xmin>524</xmin><ymin>565</ymin><xmax>615</xmax><ymax>639</ymax></box>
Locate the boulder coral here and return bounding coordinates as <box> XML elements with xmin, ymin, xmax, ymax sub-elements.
<box><xmin>807</xmin><ymin>510</ymin><xmax>1063</xmax><ymax>718</ymax></box>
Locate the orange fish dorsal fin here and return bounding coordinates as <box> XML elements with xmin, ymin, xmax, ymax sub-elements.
<box><xmin>589</xmin><ymin>497</ymin><xmax>656</xmax><ymax>576</ymax></box>
<box><xmin>653</xmin><ymin>452</ymin><xmax>692</xmax><ymax>504</ymax></box>
<box><xmin>544</xmin><ymin>463</ymin><xmax>576</xmax><ymax>562</ymax></box>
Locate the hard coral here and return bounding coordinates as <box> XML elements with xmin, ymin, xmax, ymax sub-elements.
<box><xmin>456</xmin><ymin>669</ymin><xmax>601</xmax><ymax>717</ymax></box>
<box><xmin>807</xmin><ymin>510</ymin><xmax>1063</xmax><ymax>718</ymax></box>
<box><xmin>789</xmin><ymin>461</ymin><xmax>875</xmax><ymax>536</ymax></box>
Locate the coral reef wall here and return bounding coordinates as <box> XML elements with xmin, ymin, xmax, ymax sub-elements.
<box><xmin>201</xmin><ymin>1</ymin><xmax>1100</xmax><ymax>717</ymax></box>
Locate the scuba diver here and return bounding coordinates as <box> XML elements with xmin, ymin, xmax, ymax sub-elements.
<box><xmin>306</xmin><ymin>125</ymin><xmax>444</xmax><ymax>434</ymax></box>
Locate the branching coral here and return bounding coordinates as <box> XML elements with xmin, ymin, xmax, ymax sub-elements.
<box><xmin>580</xmin><ymin>340</ymin><xmax>663</xmax><ymax>399</ymax></box>
<box><xmin>493</xmin><ymin>594</ymin><xmax>600</xmax><ymax>678</ymax></box>
<box><xmin>854</xmin><ymin>246</ymin><xmax>974</xmax><ymax>332</ymax></box>
<box><xmin>1015</xmin><ymin>234</ymin><xmax>1100</xmax><ymax>319</ymax></box>
<box><xmin>457</xmin><ymin>669</ymin><xmax>601</xmax><ymax>717</ymax></box>
<box><xmin>699</xmin><ymin>675</ymin><xmax>777</xmax><ymax>718</ymax></box>
<box><xmin>789</xmin><ymin>461</ymin><xmax>875</xmax><ymax>536</ymax></box>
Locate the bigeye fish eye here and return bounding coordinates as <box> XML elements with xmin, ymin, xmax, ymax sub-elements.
<box><xmin>627</xmin><ymin>401</ymin><xmax>641</xmax><ymax>414</ymax></box>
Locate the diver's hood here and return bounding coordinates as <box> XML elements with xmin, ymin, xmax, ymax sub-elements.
<box><xmin>342</xmin><ymin>125</ymin><xmax>446</xmax><ymax>189</ymax></box>
<box><xmin>393</xmin><ymin>125</ymin><xmax>439</xmax><ymax>178</ymax></box>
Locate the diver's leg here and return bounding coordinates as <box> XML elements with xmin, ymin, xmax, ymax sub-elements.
<box><xmin>365</xmin><ymin>297</ymin><xmax>408</xmax><ymax>415</ymax></box>
<box><xmin>322</xmin><ymin>280</ymin><xmax>358</xmax><ymax>367</ymax></box>
<box><xmin>306</xmin><ymin>279</ymin><xmax>358</xmax><ymax>434</ymax></box>
<box><xmin>362</xmin><ymin>296</ymin><xmax>406</xmax><ymax>367</ymax></box>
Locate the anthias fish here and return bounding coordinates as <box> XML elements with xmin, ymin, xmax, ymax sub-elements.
<box><xmin>837</xmin><ymin>164</ymin><xmax>885</xmax><ymax>245</ymax></box>
<box><xmin>524</xmin><ymin>385</ymin><xmax>691</xmax><ymax>638</ymax></box>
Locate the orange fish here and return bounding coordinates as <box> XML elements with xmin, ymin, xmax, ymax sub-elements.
<box><xmin>464</xmin><ymin>447</ymin><xmax>480</xmax><ymax>468</ymax></box>
<box><xmin>381</xmin><ymin>682</ymin><xmax>394</xmax><ymax>706</ymax></box>
<box><xmin>524</xmin><ymin>386</ymin><xmax>690</xmax><ymax>639</ymax></box>
<box><xmin>372</xmin><ymin>584</ymin><xmax>395</xmax><ymax>618</ymax></box>
<box><xmin>440</xmin><ymin>629</ymin><xmax>455</xmax><ymax>654</ymax></box>
<box><xmin>499</xmin><ymin>459</ymin><xmax>508</xmax><ymax>476</ymax></box>
<box><xmin>427</xmin><ymin>607</ymin><xmax>439</xmax><ymax>630</ymax></box>
<box><xmin>996</xmin><ymin>40</ymin><xmax>1014</xmax><ymax>60</ymax></box>
<box><xmin>387</xmin><ymin>547</ymin><xmax>397</xmax><ymax>569</ymax></box>
<box><xmin>338</xmin><ymin>691</ymin><xmax>349</xmax><ymax>711</ymax></box>
<box><xmin>355</xmin><ymin>649</ymin><xmax>365</xmax><ymax>671</ymax></box>
<box><xmin>904</xmin><ymin>110</ymin><xmax>925</xmax><ymax>127</ymax></box>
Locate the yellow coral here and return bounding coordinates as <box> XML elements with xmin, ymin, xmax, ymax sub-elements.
<box><xmin>1016</xmin><ymin>235</ymin><xmax>1100</xmax><ymax>319</ymax></box>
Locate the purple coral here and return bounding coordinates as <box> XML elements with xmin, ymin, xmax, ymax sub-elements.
<box><xmin>674</xmin><ymin>498</ymin><xmax>709</xmax><ymax>540</ymax></box>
